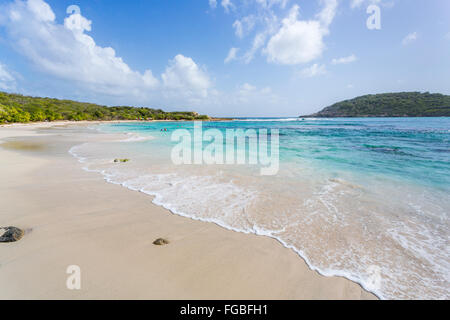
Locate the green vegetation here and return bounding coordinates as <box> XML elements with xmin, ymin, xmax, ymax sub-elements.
<box><xmin>304</xmin><ymin>92</ymin><xmax>450</xmax><ymax>118</ymax></box>
<box><xmin>0</xmin><ymin>91</ymin><xmax>210</xmax><ymax>124</ymax></box>
<box><xmin>114</xmin><ymin>158</ymin><xmax>130</xmax><ymax>163</ymax></box>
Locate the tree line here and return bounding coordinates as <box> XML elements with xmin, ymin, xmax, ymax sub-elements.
<box><xmin>304</xmin><ymin>92</ymin><xmax>450</xmax><ymax>117</ymax></box>
<box><xmin>0</xmin><ymin>91</ymin><xmax>210</xmax><ymax>124</ymax></box>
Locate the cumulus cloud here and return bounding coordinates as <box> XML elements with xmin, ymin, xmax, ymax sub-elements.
<box><xmin>1</xmin><ymin>0</ymin><xmax>159</xmax><ymax>97</ymax></box>
<box><xmin>298</xmin><ymin>63</ymin><xmax>327</xmax><ymax>78</ymax></box>
<box><xmin>224</xmin><ymin>47</ymin><xmax>239</xmax><ymax>63</ymax></box>
<box><xmin>264</xmin><ymin>1</ymin><xmax>337</xmax><ymax>65</ymax></box>
<box><xmin>219</xmin><ymin>1</ymin><xmax>339</xmax><ymax>65</ymax></box>
<box><xmin>219</xmin><ymin>0</ymin><xmax>282</xmax><ymax>64</ymax></box>
<box><xmin>402</xmin><ymin>32</ymin><xmax>418</xmax><ymax>46</ymax></box>
<box><xmin>0</xmin><ymin>63</ymin><xmax>17</xmax><ymax>91</ymax></box>
<box><xmin>331</xmin><ymin>54</ymin><xmax>357</xmax><ymax>64</ymax></box>
<box><xmin>0</xmin><ymin>0</ymin><xmax>211</xmax><ymax>105</ymax></box>
<box><xmin>162</xmin><ymin>55</ymin><xmax>211</xmax><ymax>99</ymax></box>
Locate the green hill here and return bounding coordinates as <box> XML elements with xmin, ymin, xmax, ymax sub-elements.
<box><xmin>303</xmin><ymin>92</ymin><xmax>450</xmax><ymax>118</ymax></box>
<box><xmin>0</xmin><ymin>91</ymin><xmax>209</xmax><ymax>124</ymax></box>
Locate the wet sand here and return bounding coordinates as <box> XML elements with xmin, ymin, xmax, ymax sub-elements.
<box><xmin>0</xmin><ymin>123</ymin><xmax>377</xmax><ymax>299</ymax></box>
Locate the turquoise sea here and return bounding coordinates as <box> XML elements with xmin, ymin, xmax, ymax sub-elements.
<box><xmin>70</xmin><ymin>117</ymin><xmax>450</xmax><ymax>299</ymax></box>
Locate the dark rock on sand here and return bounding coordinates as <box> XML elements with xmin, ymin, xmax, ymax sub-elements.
<box><xmin>153</xmin><ymin>238</ymin><xmax>169</xmax><ymax>246</ymax></box>
<box><xmin>0</xmin><ymin>227</ymin><xmax>24</xmax><ymax>243</ymax></box>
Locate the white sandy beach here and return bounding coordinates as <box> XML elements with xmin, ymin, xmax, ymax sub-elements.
<box><xmin>0</xmin><ymin>123</ymin><xmax>376</xmax><ymax>300</ymax></box>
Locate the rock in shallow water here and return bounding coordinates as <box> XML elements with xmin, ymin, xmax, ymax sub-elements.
<box><xmin>114</xmin><ymin>158</ymin><xmax>130</xmax><ymax>163</ymax></box>
<box><xmin>0</xmin><ymin>227</ymin><xmax>24</xmax><ymax>243</ymax></box>
<box><xmin>153</xmin><ymin>238</ymin><xmax>169</xmax><ymax>246</ymax></box>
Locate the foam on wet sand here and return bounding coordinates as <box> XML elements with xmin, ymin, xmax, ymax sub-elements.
<box><xmin>0</xmin><ymin>122</ymin><xmax>376</xmax><ymax>299</ymax></box>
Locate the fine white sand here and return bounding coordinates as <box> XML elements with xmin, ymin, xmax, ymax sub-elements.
<box><xmin>0</xmin><ymin>123</ymin><xmax>377</xmax><ymax>300</ymax></box>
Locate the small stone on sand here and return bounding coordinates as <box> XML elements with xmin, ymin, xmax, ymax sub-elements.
<box><xmin>153</xmin><ymin>238</ymin><xmax>169</xmax><ymax>246</ymax></box>
<box><xmin>0</xmin><ymin>227</ymin><xmax>24</xmax><ymax>243</ymax></box>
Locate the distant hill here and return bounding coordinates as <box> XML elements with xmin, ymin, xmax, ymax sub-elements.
<box><xmin>0</xmin><ymin>91</ymin><xmax>209</xmax><ymax>124</ymax></box>
<box><xmin>303</xmin><ymin>92</ymin><xmax>450</xmax><ymax>118</ymax></box>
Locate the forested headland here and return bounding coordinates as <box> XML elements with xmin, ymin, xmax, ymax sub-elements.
<box><xmin>303</xmin><ymin>92</ymin><xmax>450</xmax><ymax>118</ymax></box>
<box><xmin>0</xmin><ymin>91</ymin><xmax>210</xmax><ymax>124</ymax></box>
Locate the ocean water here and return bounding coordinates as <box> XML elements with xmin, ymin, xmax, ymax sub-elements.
<box><xmin>69</xmin><ymin>118</ymin><xmax>450</xmax><ymax>299</ymax></box>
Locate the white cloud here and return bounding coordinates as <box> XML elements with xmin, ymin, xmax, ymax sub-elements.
<box><xmin>446</xmin><ymin>32</ymin><xmax>450</xmax><ymax>40</ymax></box>
<box><xmin>255</xmin><ymin>0</ymin><xmax>290</xmax><ymax>9</ymax></box>
<box><xmin>299</xmin><ymin>63</ymin><xmax>327</xmax><ymax>78</ymax></box>
<box><xmin>27</xmin><ymin>0</ymin><xmax>55</xmax><ymax>21</ymax></box>
<box><xmin>331</xmin><ymin>54</ymin><xmax>357</xmax><ymax>65</ymax></box>
<box><xmin>350</xmin><ymin>0</ymin><xmax>365</xmax><ymax>8</ymax></box>
<box><xmin>0</xmin><ymin>63</ymin><xmax>17</xmax><ymax>91</ymax></box>
<box><xmin>233</xmin><ymin>20</ymin><xmax>244</xmax><ymax>38</ymax></box>
<box><xmin>402</xmin><ymin>32</ymin><xmax>418</xmax><ymax>46</ymax></box>
<box><xmin>1</xmin><ymin>0</ymin><xmax>158</xmax><ymax>97</ymax></box>
<box><xmin>222</xmin><ymin>0</ymin><xmax>284</xmax><ymax>64</ymax></box>
<box><xmin>350</xmin><ymin>0</ymin><xmax>380</xmax><ymax>9</ymax></box>
<box><xmin>162</xmin><ymin>55</ymin><xmax>211</xmax><ymax>99</ymax></box>
<box><xmin>0</xmin><ymin>0</ymin><xmax>212</xmax><ymax>104</ymax></box>
<box><xmin>224</xmin><ymin>47</ymin><xmax>239</xmax><ymax>63</ymax></box>
<box><xmin>244</xmin><ymin>32</ymin><xmax>268</xmax><ymax>63</ymax></box>
<box><xmin>184</xmin><ymin>80</ymin><xmax>285</xmax><ymax>117</ymax></box>
<box><xmin>240</xmin><ymin>82</ymin><xmax>257</xmax><ymax>92</ymax></box>
<box><xmin>265</xmin><ymin>1</ymin><xmax>337</xmax><ymax>65</ymax></box>
<box><xmin>317</xmin><ymin>0</ymin><xmax>339</xmax><ymax>26</ymax></box>
<box><xmin>221</xmin><ymin>0</ymin><xmax>234</xmax><ymax>13</ymax></box>
<box><xmin>235</xmin><ymin>82</ymin><xmax>280</xmax><ymax>107</ymax></box>
<box><xmin>233</xmin><ymin>15</ymin><xmax>256</xmax><ymax>39</ymax></box>
<box><xmin>350</xmin><ymin>0</ymin><xmax>394</xmax><ymax>9</ymax></box>
<box><xmin>209</xmin><ymin>0</ymin><xmax>217</xmax><ymax>9</ymax></box>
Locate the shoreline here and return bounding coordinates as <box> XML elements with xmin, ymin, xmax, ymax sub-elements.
<box><xmin>0</xmin><ymin>119</ymin><xmax>236</xmax><ymax>129</ymax></box>
<box><xmin>0</xmin><ymin>123</ymin><xmax>377</xmax><ymax>299</ymax></box>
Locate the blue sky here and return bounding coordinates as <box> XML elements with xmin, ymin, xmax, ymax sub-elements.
<box><xmin>0</xmin><ymin>0</ymin><xmax>449</xmax><ymax>116</ymax></box>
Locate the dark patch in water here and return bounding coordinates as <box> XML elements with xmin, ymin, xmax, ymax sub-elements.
<box><xmin>361</xmin><ymin>144</ymin><xmax>413</xmax><ymax>156</ymax></box>
<box><xmin>432</xmin><ymin>148</ymin><xmax>450</xmax><ymax>153</ymax></box>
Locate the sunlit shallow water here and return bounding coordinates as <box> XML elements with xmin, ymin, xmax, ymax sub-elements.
<box><xmin>69</xmin><ymin>118</ymin><xmax>450</xmax><ymax>299</ymax></box>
